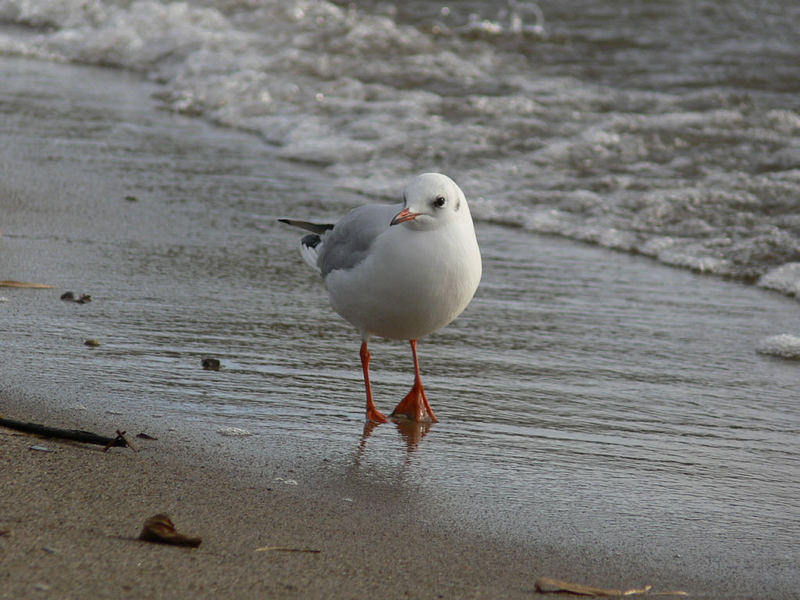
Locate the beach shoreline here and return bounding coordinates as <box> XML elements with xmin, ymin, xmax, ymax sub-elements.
<box><xmin>1</xmin><ymin>392</ymin><xmax>548</xmax><ymax>600</ymax></box>
<box><xmin>0</xmin><ymin>390</ymin><xmax>706</xmax><ymax>600</ymax></box>
<box><xmin>2</xmin><ymin>48</ymin><xmax>798</xmax><ymax>600</ymax></box>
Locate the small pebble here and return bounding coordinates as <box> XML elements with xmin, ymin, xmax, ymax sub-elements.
<box><xmin>274</xmin><ymin>477</ymin><xmax>299</xmax><ymax>485</ymax></box>
<box><xmin>29</xmin><ymin>445</ymin><xmax>55</xmax><ymax>453</ymax></box>
<box><xmin>61</xmin><ymin>291</ymin><xmax>91</xmax><ymax>303</ymax></box>
<box><xmin>202</xmin><ymin>357</ymin><xmax>221</xmax><ymax>371</ymax></box>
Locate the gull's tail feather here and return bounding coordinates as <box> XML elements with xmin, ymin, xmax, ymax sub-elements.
<box><xmin>279</xmin><ymin>218</ymin><xmax>333</xmax><ymax>272</ymax></box>
<box><xmin>300</xmin><ymin>233</ymin><xmax>323</xmax><ymax>271</ymax></box>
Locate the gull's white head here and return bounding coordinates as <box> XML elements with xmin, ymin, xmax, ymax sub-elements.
<box><xmin>390</xmin><ymin>173</ymin><xmax>472</xmax><ymax>230</ymax></box>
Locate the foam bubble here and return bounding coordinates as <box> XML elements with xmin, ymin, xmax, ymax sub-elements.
<box><xmin>758</xmin><ymin>263</ymin><xmax>800</xmax><ymax>297</ymax></box>
<box><xmin>756</xmin><ymin>334</ymin><xmax>800</xmax><ymax>360</ymax></box>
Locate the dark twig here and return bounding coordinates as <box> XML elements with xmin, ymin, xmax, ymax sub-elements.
<box><xmin>102</xmin><ymin>430</ymin><xmax>136</xmax><ymax>453</ymax></box>
<box><xmin>0</xmin><ymin>418</ymin><xmax>130</xmax><ymax>449</ymax></box>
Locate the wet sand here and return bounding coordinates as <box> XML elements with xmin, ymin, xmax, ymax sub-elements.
<box><xmin>3</xmin><ymin>381</ymin><xmax>796</xmax><ymax>600</ymax></box>
<box><xmin>0</xmin><ymin>398</ymin><xmax>600</xmax><ymax>600</ymax></box>
<box><xmin>1</xmin><ymin>393</ymin><xmax>722</xmax><ymax>600</ymax></box>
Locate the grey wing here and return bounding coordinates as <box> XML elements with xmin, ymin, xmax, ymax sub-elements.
<box><xmin>318</xmin><ymin>204</ymin><xmax>400</xmax><ymax>277</ymax></box>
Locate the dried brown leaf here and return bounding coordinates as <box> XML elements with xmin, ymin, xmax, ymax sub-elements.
<box><xmin>138</xmin><ymin>514</ymin><xmax>201</xmax><ymax>548</ymax></box>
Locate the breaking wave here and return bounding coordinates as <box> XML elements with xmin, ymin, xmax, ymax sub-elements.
<box><xmin>1</xmin><ymin>0</ymin><xmax>799</xmax><ymax>292</ymax></box>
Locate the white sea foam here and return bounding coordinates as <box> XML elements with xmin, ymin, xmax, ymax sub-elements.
<box><xmin>1</xmin><ymin>0</ymin><xmax>798</xmax><ymax>291</ymax></box>
<box><xmin>758</xmin><ymin>263</ymin><xmax>800</xmax><ymax>297</ymax></box>
<box><xmin>756</xmin><ymin>334</ymin><xmax>800</xmax><ymax>360</ymax></box>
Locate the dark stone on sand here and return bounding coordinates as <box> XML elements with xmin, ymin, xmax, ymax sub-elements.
<box><xmin>61</xmin><ymin>292</ymin><xmax>91</xmax><ymax>303</ymax></box>
<box><xmin>202</xmin><ymin>358</ymin><xmax>221</xmax><ymax>371</ymax></box>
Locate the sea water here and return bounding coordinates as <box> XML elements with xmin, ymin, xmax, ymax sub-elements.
<box><xmin>1</xmin><ymin>1</ymin><xmax>799</xmax><ymax>596</ymax></box>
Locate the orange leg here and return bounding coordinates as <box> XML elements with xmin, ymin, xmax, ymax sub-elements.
<box><xmin>390</xmin><ymin>340</ymin><xmax>438</xmax><ymax>423</ymax></box>
<box><xmin>361</xmin><ymin>341</ymin><xmax>388</xmax><ymax>424</ymax></box>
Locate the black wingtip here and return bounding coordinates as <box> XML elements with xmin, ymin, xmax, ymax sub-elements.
<box><xmin>278</xmin><ymin>218</ymin><xmax>335</xmax><ymax>235</ymax></box>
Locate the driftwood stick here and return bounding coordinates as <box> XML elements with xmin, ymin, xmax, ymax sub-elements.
<box><xmin>254</xmin><ymin>546</ymin><xmax>321</xmax><ymax>554</ymax></box>
<box><xmin>0</xmin><ymin>418</ymin><xmax>128</xmax><ymax>448</ymax></box>
<box><xmin>0</xmin><ymin>280</ymin><xmax>55</xmax><ymax>289</ymax></box>
<box><xmin>118</xmin><ymin>430</ymin><xmax>136</xmax><ymax>452</ymax></box>
<box><xmin>534</xmin><ymin>577</ymin><xmax>655</xmax><ymax>597</ymax></box>
<box><xmin>102</xmin><ymin>430</ymin><xmax>137</xmax><ymax>453</ymax></box>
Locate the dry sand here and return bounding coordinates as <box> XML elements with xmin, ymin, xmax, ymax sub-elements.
<box><xmin>1</xmin><ymin>400</ymin><xmax>553</xmax><ymax>600</ymax></box>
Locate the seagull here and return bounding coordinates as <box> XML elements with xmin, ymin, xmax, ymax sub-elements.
<box><xmin>279</xmin><ymin>173</ymin><xmax>481</xmax><ymax>423</ymax></box>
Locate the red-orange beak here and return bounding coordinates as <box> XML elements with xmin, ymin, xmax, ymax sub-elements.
<box><xmin>390</xmin><ymin>207</ymin><xmax>420</xmax><ymax>226</ymax></box>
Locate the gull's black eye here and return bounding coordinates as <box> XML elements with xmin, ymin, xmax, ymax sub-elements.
<box><xmin>433</xmin><ymin>195</ymin><xmax>447</xmax><ymax>209</ymax></box>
